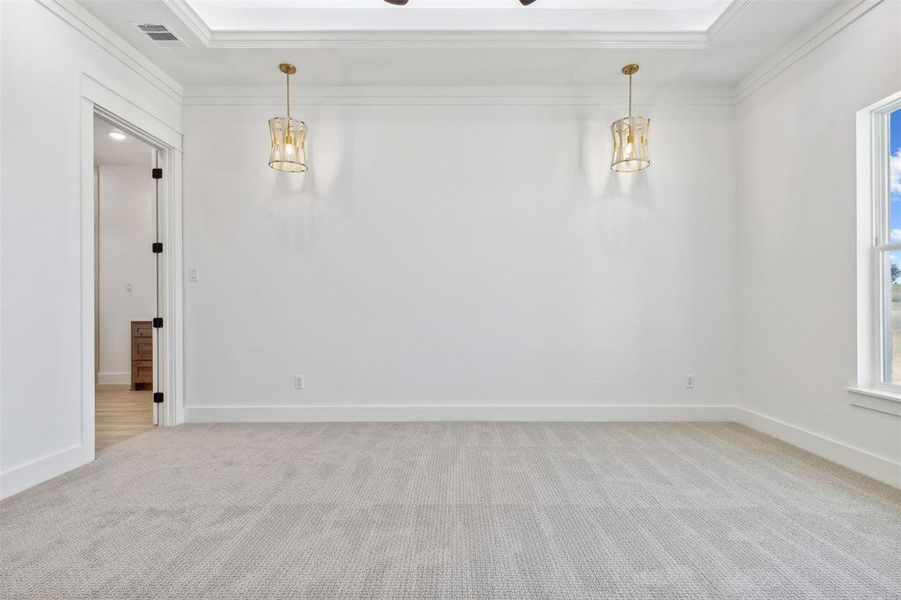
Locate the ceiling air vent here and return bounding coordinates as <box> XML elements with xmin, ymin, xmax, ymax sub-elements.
<box><xmin>132</xmin><ymin>23</ymin><xmax>187</xmax><ymax>48</ymax></box>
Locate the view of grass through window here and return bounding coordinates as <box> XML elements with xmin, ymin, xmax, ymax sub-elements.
<box><xmin>889</xmin><ymin>109</ymin><xmax>901</xmax><ymax>383</ymax></box>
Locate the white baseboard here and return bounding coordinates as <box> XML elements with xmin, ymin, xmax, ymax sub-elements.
<box><xmin>185</xmin><ymin>404</ymin><xmax>736</xmax><ymax>423</ymax></box>
<box><xmin>0</xmin><ymin>444</ymin><xmax>92</xmax><ymax>499</ymax></box>
<box><xmin>734</xmin><ymin>407</ymin><xmax>901</xmax><ymax>489</ymax></box>
<box><xmin>96</xmin><ymin>372</ymin><xmax>130</xmax><ymax>385</ymax></box>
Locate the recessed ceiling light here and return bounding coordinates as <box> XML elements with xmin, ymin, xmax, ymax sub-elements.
<box><xmin>108</xmin><ymin>132</ymin><xmax>127</xmax><ymax>141</ymax></box>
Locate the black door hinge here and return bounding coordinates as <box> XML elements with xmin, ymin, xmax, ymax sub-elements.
<box><xmin>153</xmin><ymin>392</ymin><xmax>164</xmax><ymax>404</ymax></box>
<box><xmin>152</xmin><ymin>242</ymin><xmax>163</xmax><ymax>254</ymax></box>
<box><xmin>152</xmin><ymin>168</ymin><xmax>163</xmax><ymax>179</ymax></box>
<box><xmin>153</xmin><ymin>317</ymin><xmax>164</xmax><ymax>328</ymax></box>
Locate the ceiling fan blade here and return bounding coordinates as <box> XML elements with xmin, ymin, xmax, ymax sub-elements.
<box><xmin>384</xmin><ymin>0</ymin><xmax>537</xmax><ymax>4</ymax></box>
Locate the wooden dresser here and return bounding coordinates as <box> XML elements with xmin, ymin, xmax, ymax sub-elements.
<box><xmin>131</xmin><ymin>320</ymin><xmax>153</xmax><ymax>390</ymax></box>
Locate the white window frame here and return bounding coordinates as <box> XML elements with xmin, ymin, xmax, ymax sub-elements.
<box><xmin>851</xmin><ymin>90</ymin><xmax>901</xmax><ymax>405</ymax></box>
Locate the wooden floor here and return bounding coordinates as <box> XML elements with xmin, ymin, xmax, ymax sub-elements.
<box><xmin>95</xmin><ymin>385</ymin><xmax>155</xmax><ymax>452</ymax></box>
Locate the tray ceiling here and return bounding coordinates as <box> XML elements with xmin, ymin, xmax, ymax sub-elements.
<box><xmin>179</xmin><ymin>0</ymin><xmax>738</xmax><ymax>33</ymax></box>
<box><xmin>77</xmin><ymin>0</ymin><xmax>848</xmax><ymax>88</ymax></box>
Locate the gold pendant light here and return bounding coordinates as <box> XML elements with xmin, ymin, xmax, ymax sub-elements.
<box><xmin>611</xmin><ymin>64</ymin><xmax>650</xmax><ymax>173</ymax></box>
<box><xmin>268</xmin><ymin>63</ymin><xmax>307</xmax><ymax>173</ymax></box>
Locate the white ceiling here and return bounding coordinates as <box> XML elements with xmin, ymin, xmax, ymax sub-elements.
<box><xmin>78</xmin><ymin>0</ymin><xmax>843</xmax><ymax>88</ymax></box>
<box><xmin>94</xmin><ymin>116</ymin><xmax>155</xmax><ymax>167</ymax></box>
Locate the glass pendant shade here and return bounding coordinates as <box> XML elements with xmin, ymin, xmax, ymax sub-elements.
<box><xmin>611</xmin><ymin>63</ymin><xmax>651</xmax><ymax>173</ymax></box>
<box><xmin>610</xmin><ymin>116</ymin><xmax>650</xmax><ymax>173</ymax></box>
<box><xmin>269</xmin><ymin>63</ymin><xmax>307</xmax><ymax>173</ymax></box>
<box><xmin>268</xmin><ymin>116</ymin><xmax>307</xmax><ymax>173</ymax></box>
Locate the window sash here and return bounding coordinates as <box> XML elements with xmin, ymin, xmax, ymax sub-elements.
<box><xmin>875</xmin><ymin>106</ymin><xmax>900</xmax><ymax>389</ymax></box>
<box><xmin>878</xmin><ymin>249</ymin><xmax>895</xmax><ymax>387</ymax></box>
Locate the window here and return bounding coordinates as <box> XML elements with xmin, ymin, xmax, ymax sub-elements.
<box><xmin>883</xmin><ymin>109</ymin><xmax>901</xmax><ymax>385</ymax></box>
<box><xmin>857</xmin><ymin>92</ymin><xmax>901</xmax><ymax>396</ymax></box>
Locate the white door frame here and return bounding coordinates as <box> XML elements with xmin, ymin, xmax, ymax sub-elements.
<box><xmin>81</xmin><ymin>75</ymin><xmax>184</xmax><ymax>457</ymax></box>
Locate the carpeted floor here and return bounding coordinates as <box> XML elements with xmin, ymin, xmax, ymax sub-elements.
<box><xmin>1</xmin><ymin>422</ymin><xmax>899</xmax><ymax>599</ymax></box>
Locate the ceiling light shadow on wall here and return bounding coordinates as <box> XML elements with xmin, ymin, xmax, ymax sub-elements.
<box><xmin>581</xmin><ymin>117</ymin><xmax>612</xmax><ymax>198</ymax></box>
<box><xmin>305</xmin><ymin>111</ymin><xmax>346</xmax><ymax>201</ymax></box>
<box><xmin>271</xmin><ymin>147</ymin><xmax>319</xmax><ymax>253</ymax></box>
<box><xmin>270</xmin><ymin>111</ymin><xmax>353</xmax><ymax>254</ymax></box>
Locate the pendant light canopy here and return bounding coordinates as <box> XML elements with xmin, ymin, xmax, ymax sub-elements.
<box><xmin>269</xmin><ymin>63</ymin><xmax>307</xmax><ymax>173</ymax></box>
<box><xmin>610</xmin><ymin>64</ymin><xmax>650</xmax><ymax>173</ymax></box>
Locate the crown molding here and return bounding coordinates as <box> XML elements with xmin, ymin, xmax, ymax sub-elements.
<box><xmin>162</xmin><ymin>0</ymin><xmax>211</xmax><ymax>43</ymax></box>
<box><xmin>163</xmin><ymin>0</ymin><xmax>709</xmax><ymax>49</ymax></box>
<box><xmin>176</xmin><ymin>29</ymin><xmax>707</xmax><ymax>50</ymax></box>
<box><xmin>47</xmin><ymin>0</ymin><xmax>887</xmax><ymax>110</ymax></box>
<box><xmin>705</xmin><ymin>0</ymin><xmax>751</xmax><ymax>42</ymax></box>
<box><xmin>36</xmin><ymin>0</ymin><xmax>183</xmax><ymax>102</ymax></box>
<box><xmin>205</xmin><ymin>30</ymin><xmax>709</xmax><ymax>50</ymax></box>
<box><xmin>734</xmin><ymin>0</ymin><xmax>885</xmax><ymax>104</ymax></box>
<box><xmin>182</xmin><ymin>85</ymin><xmax>737</xmax><ymax>107</ymax></box>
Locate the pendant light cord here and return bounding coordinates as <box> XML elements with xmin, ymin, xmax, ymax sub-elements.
<box><xmin>628</xmin><ymin>73</ymin><xmax>632</xmax><ymax>118</ymax></box>
<box><xmin>286</xmin><ymin>71</ymin><xmax>291</xmax><ymax>120</ymax></box>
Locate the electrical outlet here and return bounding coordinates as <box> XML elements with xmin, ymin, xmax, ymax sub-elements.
<box><xmin>686</xmin><ymin>374</ymin><xmax>695</xmax><ymax>390</ymax></box>
<box><xmin>188</xmin><ymin>267</ymin><xmax>200</xmax><ymax>282</ymax></box>
<box><xmin>294</xmin><ymin>375</ymin><xmax>305</xmax><ymax>390</ymax></box>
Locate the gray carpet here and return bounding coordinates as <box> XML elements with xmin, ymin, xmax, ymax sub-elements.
<box><xmin>1</xmin><ymin>422</ymin><xmax>899</xmax><ymax>599</ymax></box>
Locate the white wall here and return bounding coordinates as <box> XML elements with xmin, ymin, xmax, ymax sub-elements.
<box><xmin>97</xmin><ymin>165</ymin><xmax>156</xmax><ymax>383</ymax></box>
<box><xmin>735</xmin><ymin>0</ymin><xmax>901</xmax><ymax>485</ymax></box>
<box><xmin>0</xmin><ymin>0</ymin><xmax>181</xmax><ymax>497</ymax></box>
<box><xmin>182</xmin><ymin>99</ymin><xmax>738</xmax><ymax>419</ymax></box>
<box><xmin>6</xmin><ymin>0</ymin><xmax>896</xmax><ymax>497</ymax></box>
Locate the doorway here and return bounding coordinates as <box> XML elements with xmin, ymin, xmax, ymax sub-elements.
<box><xmin>93</xmin><ymin>114</ymin><xmax>160</xmax><ymax>452</ymax></box>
